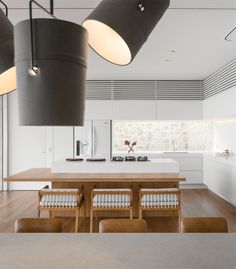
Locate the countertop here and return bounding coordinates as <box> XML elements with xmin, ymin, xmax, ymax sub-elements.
<box><xmin>0</xmin><ymin>234</ymin><xmax>235</xmax><ymax>269</ymax></box>
<box><xmin>204</xmin><ymin>153</ymin><xmax>236</xmax><ymax>168</ymax></box>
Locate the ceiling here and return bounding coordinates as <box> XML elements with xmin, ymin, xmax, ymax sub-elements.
<box><xmin>3</xmin><ymin>0</ymin><xmax>236</xmax><ymax>80</ymax></box>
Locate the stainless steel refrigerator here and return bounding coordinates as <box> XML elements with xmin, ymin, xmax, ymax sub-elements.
<box><xmin>74</xmin><ymin>120</ymin><xmax>111</xmax><ymax>160</ymax></box>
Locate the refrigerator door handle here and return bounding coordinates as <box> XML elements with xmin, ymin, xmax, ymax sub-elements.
<box><xmin>92</xmin><ymin>121</ymin><xmax>95</xmax><ymax>157</ymax></box>
<box><xmin>93</xmin><ymin>124</ymin><xmax>96</xmax><ymax>156</ymax></box>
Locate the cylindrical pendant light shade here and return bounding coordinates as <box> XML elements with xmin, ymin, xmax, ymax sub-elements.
<box><xmin>82</xmin><ymin>0</ymin><xmax>170</xmax><ymax>65</ymax></box>
<box><xmin>0</xmin><ymin>9</ymin><xmax>16</xmax><ymax>95</ymax></box>
<box><xmin>14</xmin><ymin>19</ymin><xmax>88</xmax><ymax>126</ymax></box>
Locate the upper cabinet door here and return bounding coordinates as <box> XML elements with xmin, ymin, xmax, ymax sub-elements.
<box><xmin>156</xmin><ymin>100</ymin><xmax>202</xmax><ymax>120</ymax></box>
<box><xmin>113</xmin><ymin>100</ymin><xmax>156</xmax><ymax>120</ymax></box>
<box><xmin>85</xmin><ymin>100</ymin><xmax>113</xmax><ymax>120</ymax></box>
<box><xmin>203</xmin><ymin>86</ymin><xmax>236</xmax><ymax>120</ymax></box>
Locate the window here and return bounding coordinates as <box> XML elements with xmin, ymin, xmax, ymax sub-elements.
<box><xmin>112</xmin><ymin>121</ymin><xmax>213</xmax><ymax>155</ymax></box>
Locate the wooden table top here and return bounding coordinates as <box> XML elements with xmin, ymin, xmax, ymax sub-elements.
<box><xmin>4</xmin><ymin>168</ymin><xmax>186</xmax><ymax>183</ymax></box>
<box><xmin>0</xmin><ymin>234</ymin><xmax>235</xmax><ymax>269</ymax></box>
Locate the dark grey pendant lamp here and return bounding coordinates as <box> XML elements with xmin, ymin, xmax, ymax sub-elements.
<box><xmin>82</xmin><ymin>0</ymin><xmax>170</xmax><ymax>65</ymax></box>
<box><xmin>0</xmin><ymin>1</ymin><xmax>16</xmax><ymax>95</ymax></box>
<box><xmin>14</xmin><ymin>0</ymin><xmax>88</xmax><ymax>126</ymax></box>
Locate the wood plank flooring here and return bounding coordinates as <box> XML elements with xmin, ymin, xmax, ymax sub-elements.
<box><xmin>0</xmin><ymin>189</ymin><xmax>235</xmax><ymax>232</ymax></box>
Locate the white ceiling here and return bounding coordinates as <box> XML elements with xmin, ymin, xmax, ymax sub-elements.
<box><xmin>3</xmin><ymin>0</ymin><xmax>236</xmax><ymax>80</ymax></box>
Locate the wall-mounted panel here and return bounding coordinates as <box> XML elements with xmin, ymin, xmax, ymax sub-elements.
<box><xmin>203</xmin><ymin>86</ymin><xmax>236</xmax><ymax>119</ymax></box>
<box><xmin>85</xmin><ymin>100</ymin><xmax>113</xmax><ymax>120</ymax></box>
<box><xmin>156</xmin><ymin>100</ymin><xmax>202</xmax><ymax>120</ymax></box>
<box><xmin>113</xmin><ymin>100</ymin><xmax>156</xmax><ymax>120</ymax></box>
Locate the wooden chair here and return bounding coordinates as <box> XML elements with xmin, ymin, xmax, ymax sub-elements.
<box><xmin>38</xmin><ymin>185</ymin><xmax>85</xmax><ymax>232</ymax></box>
<box><xmin>90</xmin><ymin>188</ymin><xmax>133</xmax><ymax>232</ymax></box>
<box><xmin>139</xmin><ymin>188</ymin><xmax>181</xmax><ymax>221</ymax></box>
<box><xmin>99</xmin><ymin>219</ymin><xmax>147</xmax><ymax>233</ymax></box>
<box><xmin>14</xmin><ymin>218</ymin><xmax>62</xmax><ymax>233</ymax></box>
<box><xmin>181</xmin><ymin>217</ymin><xmax>228</xmax><ymax>233</ymax></box>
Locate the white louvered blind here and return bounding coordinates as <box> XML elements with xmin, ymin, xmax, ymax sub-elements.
<box><xmin>85</xmin><ymin>59</ymin><xmax>236</xmax><ymax>101</ymax></box>
<box><xmin>203</xmin><ymin>59</ymin><xmax>236</xmax><ymax>99</ymax></box>
<box><xmin>85</xmin><ymin>80</ymin><xmax>203</xmax><ymax>100</ymax></box>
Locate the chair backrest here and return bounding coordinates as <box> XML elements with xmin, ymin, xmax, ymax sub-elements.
<box><xmin>181</xmin><ymin>217</ymin><xmax>228</xmax><ymax>233</ymax></box>
<box><xmin>99</xmin><ymin>219</ymin><xmax>147</xmax><ymax>233</ymax></box>
<box><xmin>14</xmin><ymin>218</ymin><xmax>62</xmax><ymax>233</ymax></box>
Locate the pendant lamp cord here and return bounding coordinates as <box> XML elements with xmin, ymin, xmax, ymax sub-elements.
<box><xmin>29</xmin><ymin>0</ymin><xmax>57</xmax><ymax>75</ymax></box>
<box><xmin>0</xmin><ymin>0</ymin><xmax>8</xmax><ymax>16</ymax></box>
<box><xmin>225</xmin><ymin>25</ymin><xmax>236</xmax><ymax>41</ymax></box>
<box><xmin>50</xmin><ymin>0</ymin><xmax>54</xmax><ymax>15</ymax></box>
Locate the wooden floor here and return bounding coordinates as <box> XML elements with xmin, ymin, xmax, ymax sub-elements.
<box><xmin>0</xmin><ymin>189</ymin><xmax>235</xmax><ymax>232</ymax></box>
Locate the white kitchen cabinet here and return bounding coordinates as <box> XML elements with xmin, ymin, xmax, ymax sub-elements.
<box><xmin>203</xmin><ymin>156</ymin><xmax>235</xmax><ymax>206</ymax></box>
<box><xmin>203</xmin><ymin>157</ymin><xmax>214</xmax><ymax>190</ymax></box>
<box><xmin>44</xmin><ymin>127</ymin><xmax>53</xmax><ymax>167</ymax></box>
<box><xmin>172</xmin><ymin>156</ymin><xmax>202</xmax><ymax>171</ymax></box>
<box><xmin>113</xmin><ymin>100</ymin><xmax>156</xmax><ymax>120</ymax></box>
<box><xmin>232</xmin><ymin>168</ymin><xmax>236</xmax><ymax>206</ymax></box>
<box><xmin>85</xmin><ymin>100</ymin><xmax>113</xmax><ymax>120</ymax></box>
<box><xmin>181</xmin><ymin>171</ymin><xmax>203</xmax><ymax>184</ymax></box>
<box><xmin>154</xmin><ymin>153</ymin><xmax>203</xmax><ymax>184</ymax></box>
<box><xmin>52</xmin><ymin>127</ymin><xmax>73</xmax><ymax>162</ymax></box>
<box><xmin>156</xmin><ymin>100</ymin><xmax>202</xmax><ymax>120</ymax></box>
<box><xmin>86</xmin><ymin>100</ymin><xmax>203</xmax><ymax>120</ymax></box>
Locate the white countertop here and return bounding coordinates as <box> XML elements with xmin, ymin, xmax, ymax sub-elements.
<box><xmin>0</xmin><ymin>234</ymin><xmax>235</xmax><ymax>269</ymax></box>
<box><xmin>114</xmin><ymin>152</ymin><xmax>204</xmax><ymax>157</ymax></box>
<box><xmin>204</xmin><ymin>153</ymin><xmax>236</xmax><ymax>168</ymax></box>
<box><xmin>52</xmin><ymin>158</ymin><xmax>179</xmax><ymax>173</ymax></box>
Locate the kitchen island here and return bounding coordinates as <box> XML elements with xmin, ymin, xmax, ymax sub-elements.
<box><xmin>4</xmin><ymin>159</ymin><xmax>185</xmax><ymax>217</ymax></box>
<box><xmin>52</xmin><ymin>158</ymin><xmax>179</xmax><ymax>173</ymax></box>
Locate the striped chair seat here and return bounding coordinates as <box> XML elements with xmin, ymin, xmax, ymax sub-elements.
<box><xmin>140</xmin><ymin>188</ymin><xmax>179</xmax><ymax>208</ymax></box>
<box><xmin>39</xmin><ymin>189</ymin><xmax>81</xmax><ymax>208</ymax></box>
<box><xmin>92</xmin><ymin>189</ymin><xmax>131</xmax><ymax>208</ymax></box>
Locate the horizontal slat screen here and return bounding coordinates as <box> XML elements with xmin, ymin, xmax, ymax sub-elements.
<box><xmin>85</xmin><ymin>80</ymin><xmax>203</xmax><ymax>100</ymax></box>
<box><xmin>203</xmin><ymin>59</ymin><xmax>236</xmax><ymax>99</ymax></box>
<box><xmin>156</xmin><ymin>81</ymin><xmax>203</xmax><ymax>100</ymax></box>
<box><xmin>86</xmin><ymin>80</ymin><xmax>113</xmax><ymax>100</ymax></box>
<box><xmin>113</xmin><ymin>80</ymin><xmax>156</xmax><ymax>100</ymax></box>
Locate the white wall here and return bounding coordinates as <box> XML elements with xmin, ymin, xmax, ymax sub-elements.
<box><xmin>202</xmin><ymin>85</ymin><xmax>236</xmax><ymax>155</ymax></box>
<box><xmin>8</xmin><ymin>92</ymin><xmax>52</xmax><ymax>190</ymax></box>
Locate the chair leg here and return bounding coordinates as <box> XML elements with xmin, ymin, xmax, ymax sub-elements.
<box><xmin>139</xmin><ymin>208</ymin><xmax>142</xmax><ymax>219</ymax></box>
<box><xmin>130</xmin><ymin>208</ymin><xmax>133</xmax><ymax>219</ymax></box>
<box><xmin>90</xmin><ymin>209</ymin><xmax>93</xmax><ymax>233</ymax></box>
<box><xmin>83</xmin><ymin>202</ymin><xmax>86</xmax><ymax>220</ymax></box>
<box><xmin>178</xmin><ymin>209</ymin><xmax>182</xmax><ymax>232</ymax></box>
<box><xmin>37</xmin><ymin>208</ymin><xmax>40</xmax><ymax>218</ymax></box>
<box><xmin>75</xmin><ymin>208</ymin><xmax>79</xmax><ymax>233</ymax></box>
<box><xmin>49</xmin><ymin>210</ymin><xmax>53</xmax><ymax>218</ymax></box>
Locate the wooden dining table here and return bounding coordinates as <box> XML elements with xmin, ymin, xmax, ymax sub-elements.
<box><xmin>4</xmin><ymin>168</ymin><xmax>186</xmax><ymax>217</ymax></box>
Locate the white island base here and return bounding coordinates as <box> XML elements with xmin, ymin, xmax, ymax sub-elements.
<box><xmin>52</xmin><ymin>158</ymin><xmax>179</xmax><ymax>173</ymax></box>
